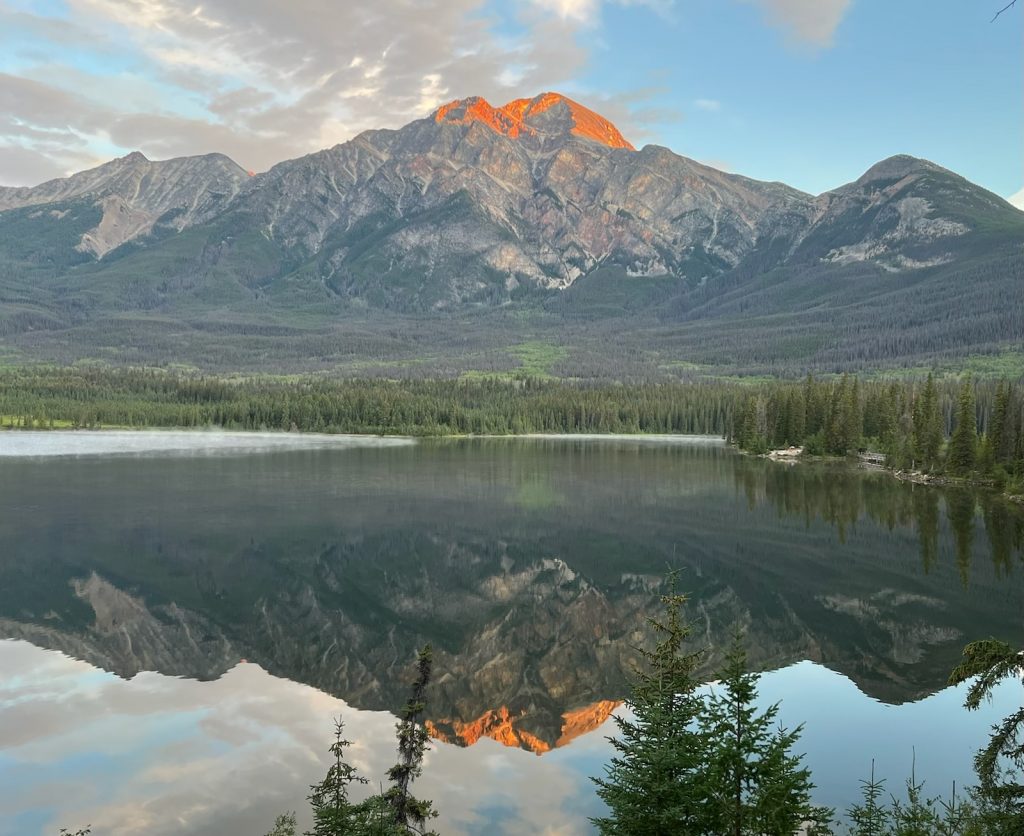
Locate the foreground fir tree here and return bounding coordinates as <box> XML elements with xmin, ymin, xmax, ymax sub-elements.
<box><xmin>846</xmin><ymin>764</ymin><xmax>888</xmax><ymax>836</ymax></box>
<box><xmin>385</xmin><ymin>645</ymin><xmax>438</xmax><ymax>835</ymax></box>
<box><xmin>591</xmin><ymin>574</ymin><xmax>710</xmax><ymax>835</ymax></box>
<box><xmin>700</xmin><ymin>630</ymin><xmax>830</xmax><ymax>835</ymax></box>
<box><xmin>949</xmin><ymin>639</ymin><xmax>1024</xmax><ymax>832</ymax></box>
<box><xmin>307</xmin><ymin>720</ymin><xmax>368</xmax><ymax>835</ymax></box>
<box><xmin>272</xmin><ymin>645</ymin><xmax>438</xmax><ymax>836</ymax></box>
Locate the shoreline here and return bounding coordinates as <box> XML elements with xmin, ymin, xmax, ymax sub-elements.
<box><xmin>759</xmin><ymin>444</ymin><xmax>1024</xmax><ymax>506</ymax></box>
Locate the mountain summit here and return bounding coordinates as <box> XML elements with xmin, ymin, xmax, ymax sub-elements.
<box><xmin>433</xmin><ymin>91</ymin><xmax>635</xmax><ymax>150</ymax></box>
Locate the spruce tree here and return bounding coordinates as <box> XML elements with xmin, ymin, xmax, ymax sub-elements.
<box><xmin>591</xmin><ymin>574</ymin><xmax>710</xmax><ymax>835</ymax></box>
<box><xmin>700</xmin><ymin>629</ymin><xmax>823</xmax><ymax>836</ymax></box>
<box><xmin>306</xmin><ymin>719</ymin><xmax>367</xmax><ymax>836</ymax></box>
<box><xmin>912</xmin><ymin>373</ymin><xmax>943</xmax><ymax>471</ymax></box>
<box><xmin>948</xmin><ymin>378</ymin><xmax>978</xmax><ymax>475</ymax></box>
<box><xmin>386</xmin><ymin>645</ymin><xmax>438</xmax><ymax>835</ymax></box>
<box><xmin>949</xmin><ymin>639</ymin><xmax>1024</xmax><ymax>831</ymax></box>
<box><xmin>988</xmin><ymin>380</ymin><xmax>1012</xmax><ymax>467</ymax></box>
<box><xmin>847</xmin><ymin>762</ymin><xmax>888</xmax><ymax>836</ymax></box>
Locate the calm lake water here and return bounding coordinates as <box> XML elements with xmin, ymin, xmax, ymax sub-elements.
<box><xmin>0</xmin><ymin>431</ymin><xmax>1021</xmax><ymax>835</ymax></box>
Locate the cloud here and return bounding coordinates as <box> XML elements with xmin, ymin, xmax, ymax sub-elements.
<box><xmin>693</xmin><ymin>98</ymin><xmax>722</xmax><ymax>112</ymax></box>
<box><xmin>740</xmin><ymin>0</ymin><xmax>852</xmax><ymax>46</ymax></box>
<box><xmin>530</xmin><ymin>0</ymin><xmax>602</xmax><ymax>23</ymax></box>
<box><xmin>529</xmin><ymin>0</ymin><xmax>673</xmax><ymax>25</ymax></box>
<box><xmin>1009</xmin><ymin>187</ymin><xmax>1024</xmax><ymax>210</ymax></box>
<box><xmin>0</xmin><ymin>0</ymin><xmax>671</xmax><ymax>184</ymax></box>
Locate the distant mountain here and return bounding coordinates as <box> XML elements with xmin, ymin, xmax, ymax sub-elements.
<box><xmin>0</xmin><ymin>91</ymin><xmax>1021</xmax><ymax>374</ymax></box>
<box><xmin>0</xmin><ymin>151</ymin><xmax>249</xmax><ymax>257</ymax></box>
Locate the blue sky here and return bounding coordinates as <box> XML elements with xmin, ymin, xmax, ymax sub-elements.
<box><xmin>0</xmin><ymin>0</ymin><xmax>1020</xmax><ymax>204</ymax></box>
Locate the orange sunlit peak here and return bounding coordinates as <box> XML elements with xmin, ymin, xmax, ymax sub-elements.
<box><xmin>426</xmin><ymin>698</ymin><xmax>622</xmax><ymax>754</ymax></box>
<box><xmin>433</xmin><ymin>92</ymin><xmax>635</xmax><ymax>150</ymax></box>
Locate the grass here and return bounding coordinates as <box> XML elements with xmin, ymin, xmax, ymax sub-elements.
<box><xmin>460</xmin><ymin>340</ymin><xmax>570</xmax><ymax>381</ymax></box>
<box><xmin>870</xmin><ymin>348</ymin><xmax>1024</xmax><ymax>381</ymax></box>
<box><xmin>509</xmin><ymin>341</ymin><xmax>569</xmax><ymax>378</ymax></box>
<box><xmin>1</xmin><ymin>415</ymin><xmax>79</xmax><ymax>429</ymax></box>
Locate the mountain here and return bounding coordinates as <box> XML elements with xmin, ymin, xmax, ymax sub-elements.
<box><xmin>0</xmin><ymin>151</ymin><xmax>249</xmax><ymax>258</ymax></box>
<box><xmin>0</xmin><ymin>91</ymin><xmax>1021</xmax><ymax>375</ymax></box>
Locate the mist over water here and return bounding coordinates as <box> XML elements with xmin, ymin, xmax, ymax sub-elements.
<box><xmin>0</xmin><ymin>429</ymin><xmax>415</xmax><ymax>458</ymax></box>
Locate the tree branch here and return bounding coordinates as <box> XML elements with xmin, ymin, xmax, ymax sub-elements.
<box><xmin>992</xmin><ymin>0</ymin><xmax>1017</xmax><ymax>22</ymax></box>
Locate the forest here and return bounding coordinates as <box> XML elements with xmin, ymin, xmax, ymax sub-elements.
<box><xmin>3</xmin><ymin>368</ymin><xmax>1022</xmax><ymax>497</ymax></box>
<box><xmin>731</xmin><ymin>373</ymin><xmax>1024</xmax><ymax>494</ymax></box>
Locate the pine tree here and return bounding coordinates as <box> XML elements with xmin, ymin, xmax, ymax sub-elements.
<box><xmin>386</xmin><ymin>645</ymin><xmax>438</xmax><ymax>835</ymax></box>
<box><xmin>949</xmin><ymin>639</ymin><xmax>1024</xmax><ymax>831</ymax></box>
<box><xmin>847</xmin><ymin>762</ymin><xmax>889</xmax><ymax>836</ymax></box>
<box><xmin>824</xmin><ymin>376</ymin><xmax>848</xmax><ymax>455</ymax></box>
<box><xmin>912</xmin><ymin>373</ymin><xmax>943</xmax><ymax>470</ymax></box>
<box><xmin>591</xmin><ymin>573</ymin><xmax>710</xmax><ymax>835</ymax></box>
<box><xmin>700</xmin><ymin>629</ymin><xmax>823</xmax><ymax>836</ymax></box>
<box><xmin>988</xmin><ymin>380</ymin><xmax>1012</xmax><ymax>467</ymax></box>
<box><xmin>306</xmin><ymin>719</ymin><xmax>368</xmax><ymax>836</ymax></box>
<box><xmin>948</xmin><ymin>378</ymin><xmax>978</xmax><ymax>475</ymax></box>
<box><xmin>887</xmin><ymin>756</ymin><xmax>944</xmax><ymax>836</ymax></box>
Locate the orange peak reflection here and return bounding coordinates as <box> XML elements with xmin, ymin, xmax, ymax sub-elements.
<box><xmin>433</xmin><ymin>92</ymin><xmax>635</xmax><ymax>150</ymax></box>
<box><xmin>426</xmin><ymin>700</ymin><xmax>622</xmax><ymax>755</ymax></box>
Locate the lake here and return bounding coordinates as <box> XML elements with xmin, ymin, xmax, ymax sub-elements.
<box><xmin>0</xmin><ymin>431</ymin><xmax>1021</xmax><ymax>835</ymax></box>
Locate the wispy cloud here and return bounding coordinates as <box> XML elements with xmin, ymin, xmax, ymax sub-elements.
<box><xmin>740</xmin><ymin>0</ymin><xmax>853</xmax><ymax>47</ymax></box>
<box><xmin>1009</xmin><ymin>187</ymin><xmax>1024</xmax><ymax>210</ymax></box>
<box><xmin>693</xmin><ymin>98</ymin><xmax>722</xmax><ymax>112</ymax></box>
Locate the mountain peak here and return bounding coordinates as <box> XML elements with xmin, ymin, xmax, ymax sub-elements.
<box><xmin>433</xmin><ymin>92</ymin><xmax>635</xmax><ymax>150</ymax></box>
<box><xmin>855</xmin><ymin>154</ymin><xmax>942</xmax><ymax>185</ymax></box>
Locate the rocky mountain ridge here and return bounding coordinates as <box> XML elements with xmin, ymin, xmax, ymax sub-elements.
<box><xmin>3</xmin><ymin>92</ymin><xmax>1017</xmax><ymax>304</ymax></box>
<box><xmin>0</xmin><ymin>151</ymin><xmax>249</xmax><ymax>257</ymax></box>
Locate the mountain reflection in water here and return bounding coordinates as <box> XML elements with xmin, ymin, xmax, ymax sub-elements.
<box><xmin>0</xmin><ymin>435</ymin><xmax>1021</xmax><ymax>758</ymax></box>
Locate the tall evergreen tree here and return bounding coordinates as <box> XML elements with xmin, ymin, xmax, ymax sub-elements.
<box><xmin>306</xmin><ymin>719</ymin><xmax>368</xmax><ymax>836</ymax></box>
<box><xmin>591</xmin><ymin>574</ymin><xmax>710</xmax><ymax>835</ymax></box>
<box><xmin>386</xmin><ymin>646</ymin><xmax>438</xmax><ymax>835</ymax></box>
<box><xmin>988</xmin><ymin>380</ymin><xmax>1012</xmax><ymax>467</ymax></box>
<box><xmin>912</xmin><ymin>373</ymin><xmax>943</xmax><ymax>470</ymax></box>
<box><xmin>949</xmin><ymin>639</ymin><xmax>1024</xmax><ymax>831</ymax></box>
<box><xmin>700</xmin><ymin>630</ymin><xmax>826</xmax><ymax>835</ymax></box>
<box><xmin>949</xmin><ymin>378</ymin><xmax>978</xmax><ymax>475</ymax></box>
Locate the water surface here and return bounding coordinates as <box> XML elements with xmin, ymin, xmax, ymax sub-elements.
<box><xmin>0</xmin><ymin>432</ymin><xmax>1021</xmax><ymax>834</ymax></box>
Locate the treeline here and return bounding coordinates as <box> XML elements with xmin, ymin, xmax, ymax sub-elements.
<box><xmin>732</xmin><ymin>373</ymin><xmax>1024</xmax><ymax>491</ymax></box>
<box><xmin>4</xmin><ymin>368</ymin><xmax>1024</xmax><ymax>492</ymax></box>
<box><xmin>0</xmin><ymin>366</ymin><xmax>736</xmax><ymax>436</ymax></box>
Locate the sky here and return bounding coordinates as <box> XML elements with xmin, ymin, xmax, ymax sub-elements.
<box><xmin>0</xmin><ymin>0</ymin><xmax>1021</xmax><ymax>203</ymax></box>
